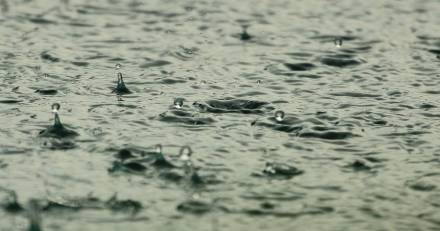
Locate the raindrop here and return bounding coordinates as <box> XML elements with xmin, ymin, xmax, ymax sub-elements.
<box><xmin>179</xmin><ymin>146</ymin><xmax>193</xmax><ymax>162</ymax></box>
<box><xmin>173</xmin><ymin>98</ymin><xmax>184</xmax><ymax>109</ymax></box>
<box><xmin>51</xmin><ymin>103</ymin><xmax>60</xmax><ymax>113</ymax></box>
<box><xmin>334</xmin><ymin>38</ymin><xmax>342</xmax><ymax>48</ymax></box>
<box><xmin>264</xmin><ymin>162</ymin><xmax>276</xmax><ymax>174</ymax></box>
<box><xmin>155</xmin><ymin>144</ymin><xmax>162</xmax><ymax>154</ymax></box>
<box><xmin>274</xmin><ymin>110</ymin><xmax>285</xmax><ymax>122</ymax></box>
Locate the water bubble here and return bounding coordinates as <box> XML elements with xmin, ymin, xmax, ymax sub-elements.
<box><xmin>173</xmin><ymin>98</ymin><xmax>184</xmax><ymax>109</ymax></box>
<box><xmin>51</xmin><ymin>103</ymin><xmax>60</xmax><ymax>112</ymax></box>
<box><xmin>274</xmin><ymin>110</ymin><xmax>285</xmax><ymax>122</ymax></box>
<box><xmin>115</xmin><ymin>63</ymin><xmax>122</xmax><ymax>70</ymax></box>
<box><xmin>179</xmin><ymin>146</ymin><xmax>193</xmax><ymax>161</ymax></box>
<box><xmin>334</xmin><ymin>38</ymin><xmax>342</xmax><ymax>48</ymax></box>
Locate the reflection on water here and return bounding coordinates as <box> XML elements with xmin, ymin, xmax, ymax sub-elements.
<box><xmin>1</xmin><ymin>0</ymin><xmax>440</xmax><ymax>230</ymax></box>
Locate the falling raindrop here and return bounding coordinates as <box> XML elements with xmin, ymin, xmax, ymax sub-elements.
<box><xmin>274</xmin><ymin>110</ymin><xmax>285</xmax><ymax>122</ymax></box>
<box><xmin>334</xmin><ymin>38</ymin><xmax>342</xmax><ymax>48</ymax></box>
<box><xmin>179</xmin><ymin>146</ymin><xmax>193</xmax><ymax>163</ymax></box>
<box><xmin>173</xmin><ymin>98</ymin><xmax>184</xmax><ymax>109</ymax></box>
<box><xmin>51</xmin><ymin>103</ymin><xmax>60</xmax><ymax>113</ymax></box>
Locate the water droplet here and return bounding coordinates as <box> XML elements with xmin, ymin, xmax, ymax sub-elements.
<box><xmin>275</xmin><ymin>110</ymin><xmax>285</xmax><ymax>122</ymax></box>
<box><xmin>334</xmin><ymin>38</ymin><xmax>342</xmax><ymax>48</ymax></box>
<box><xmin>173</xmin><ymin>98</ymin><xmax>184</xmax><ymax>109</ymax></box>
<box><xmin>257</xmin><ymin>80</ymin><xmax>261</xmax><ymax>85</ymax></box>
<box><xmin>115</xmin><ymin>63</ymin><xmax>122</xmax><ymax>70</ymax></box>
<box><xmin>155</xmin><ymin>144</ymin><xmax>162</xmax><ymax>154</ymax></box>
<box><xmin>179</xmin><ymin>146</ymin><xmax>193</xmax><ymax>161</ymax></box>
<box><xmin>51</xmin><ymin>103</ymin><xmax>60</xmax><ymax>112</ymax></box>
<box><xmin>264</xmin><ymin>162</ymin><xmax>276</xmax><ymax>174</ymax></box>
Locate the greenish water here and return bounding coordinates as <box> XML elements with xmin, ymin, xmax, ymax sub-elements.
<box><xmin>0</xmin><ymin>0</ymin><xmax>440</xmax><ymax>230</ymax></box>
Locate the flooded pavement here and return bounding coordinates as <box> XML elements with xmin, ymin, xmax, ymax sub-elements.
<box><xmin>0</xmin><ymin>0</ymin><xmax>440</xmax><ymax>230</ymax></box>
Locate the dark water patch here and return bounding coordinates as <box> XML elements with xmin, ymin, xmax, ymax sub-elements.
<box><xmin>297</xmin><ymin>74</ymin><xmax>321</xmax><ymax>79</ymax></box>
<box><xmin>424</xmin><ymin>90</ymin><xmax>440</xmax><ymax>94</ymax></box>
<box><xmin>344</xmin><ymin>160</ymin><xmax>372</xmax><ymax>171</ymax></box>
<box><xmin>114</xmin><ymin>149</ymin><xmax>137</xmax><ymax>162</ymax></box>
<box><xmin>40</xmin><ymin>51</ymin><xmax>60</xmax><ymax>62</ymax></box>
<box><xmin>159</xmin><ymin>78</ymin><xmax>186</xmax><ymax>84</ymax></box>
<box><xmin>139</xmin><ymin>60</ymin><xmax>172</xmax><ymax>68</ymax></box>
<box><xmin>382</xmin><ymin>131</ymin><xmax>430</xmax><ymax>137</ymax></box>
<box><xmin>421</xmin><ymin>113</ymin><xmax>440</xmax><ymax>118</ymax></box>
<box><xmin>298</xmin><ymin>131</ymin><xmax>357</xmax><ymax>140</ymax></box>
<box><xmin>35</xmin><ymin>89</ymin><xmax>58</xmax><ymax>95</ymax></box>
<box><xmin>408</xmin><ymin>182</ymin><xmax>436</xmax><ymax>192</ymax></box>
<box><xmin>67</xmin><ymin>22</ymin><xmax>94</xmax><ymax>27</ymax></box>
<box><xmin>284</xmin><ymin>63</ymin><xmax>316</xmax><ymax>71</ymax></box>
<box><xmin>241</xmin><ymin>191</ymin><xmax>305</xmax><ymax>201</ymax></box>
<box><xmin>340</xmin><ymin>46</ymin><xmax>372</xmax><ymax>53</ymax></box>
<box><xmin>29</xmin><ymin>17</ymin><xmax>57</xmax><ymax>24</ymax></box>
<box><xmin>71</xmin><ymin>61</ymin><xmax>89</xmax><ymax>67</ymax></box>
<box><xmin>427</xmin><ymin>49</ymin><xmax>440</xmax><ymax>55</ymax></box>
<box><xmin>194</xmin><ymin>99</ymin><xmax>272</xmax><ymax>114</ymax></box>
<box><xmin>329</xmin><ymin>92</ymin><xmax>381</xmax><ymax>98</ymax></box>
<box><xmin>320</xmin><ymin>56</ymin><xmax>362</xmax><ymax>67</ymax></box>
<box><xmin>0</xmin><ymin>191</ymin><xmax>24</xmax><ymax>214</ymax></box>
<box><xmin>108</xmin><ymin>160</ymin><xmax>147</xmax><ymax>174</ymax></box>
<box><xmin>0</xmin><ymin>99</ymin><xmax>21</xmax><ymax>104</ymax></box>
<box><xmin>419</xmin><ymin>103</ymin><xmax>436</xmax><ymax>109</ymax></box>
<box><xmin>285</xmin><ymin>52</ymin><xmax>314</xmax><ymax>58</ymax></box>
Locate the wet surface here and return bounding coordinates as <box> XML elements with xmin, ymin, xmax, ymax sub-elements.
<box><xmin>1</xmin><ymin>0</ymin><xmax>440</xmax><ymax>230</ymax></box>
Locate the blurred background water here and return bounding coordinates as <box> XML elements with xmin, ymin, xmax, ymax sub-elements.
<box><xmin>0</xmin><ymin>0</ymin><xmax>440</xmax><ymax>230</ymax></box>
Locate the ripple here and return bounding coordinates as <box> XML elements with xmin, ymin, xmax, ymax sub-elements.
<box><xmin>320</xmin><ymin>56</ymin><xmax>362</xmax><ymax>67</ymax></box>
<box><xmin>194</xmin><ymin>99</ymin><xmax>273</xmax><ymax>114</ymax></box>
<box><xmin>298</xmin><ymin>131</ymin><xmax>357</xmax><ymax>140</ymax></box>
<box><xmin>284</xmin><ymin>63</ymin><xmax>316</xmax><ymax>71</ymax></box>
